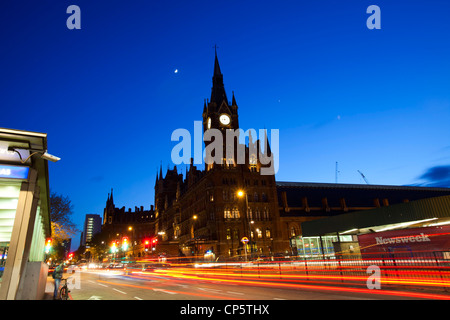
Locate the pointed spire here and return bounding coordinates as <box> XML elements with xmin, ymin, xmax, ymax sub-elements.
<box><xmin>213</xmin><ymin>46</ymin><xmax>222</xmax><ymax>77</ymax></box>
<box><xmin>232</xmin><ymin>91</ymin><xmax>237</xmax><ymax>106</ymax></box>
<box><xmin>210</xmin><ymin>47</ymin><xmax>228</xmax><ymax>108</ymax></box>
<box><xmin>110</xmin><ymin>188</ymin><xmax>114</xmax><ymax>205</ymax></box>
<box><xmin>159</xmin><ymin>162</ymin><xmax>163</xmax><ymax>180</ymax></box>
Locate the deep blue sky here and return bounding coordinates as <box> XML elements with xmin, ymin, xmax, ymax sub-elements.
<box><xmin>1</xmin><ymin>1</ymin><xmax>449</xmax><ymax>249</ymax></box>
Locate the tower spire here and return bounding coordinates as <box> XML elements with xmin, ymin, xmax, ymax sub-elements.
<box><xmin>110</xmin><ymin>188</ymin><xmax>114</xmax><ymax>205</ymax></box>
<box><xmin>210</xmin><ymin>46</ymin><xmax>227</xmax><ymax>108</ymax></box>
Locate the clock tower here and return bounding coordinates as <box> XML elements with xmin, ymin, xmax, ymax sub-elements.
<box><xmin>202</xmin><ymin>50</ymin><xmax>239</xmax><ymax>134</ymax></box>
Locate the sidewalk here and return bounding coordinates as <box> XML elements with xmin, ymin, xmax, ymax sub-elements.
<box><xmin>43</xmin><ymin>276</ymin><xmax>55</xmax><ymax>300</ymax></box>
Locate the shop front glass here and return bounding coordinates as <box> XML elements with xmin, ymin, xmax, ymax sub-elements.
<box><xmin>0</xmin><ymin>181</ymin><xmax>21</xmax><ymax>283</ymax></box>
<box><xmin>293</xmin><ymin>235</ymin><xmax>353</xmax><ymax>259</ymax></box>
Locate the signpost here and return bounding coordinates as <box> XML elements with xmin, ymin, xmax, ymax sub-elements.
<box><xmin>241</xmin><ymin>237</ymin><xmax>249</xmax><ymax>261</ymax></box>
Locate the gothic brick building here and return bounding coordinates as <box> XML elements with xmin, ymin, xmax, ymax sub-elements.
<box><xmin>154</xmin><ymin>52</ymin><xmax>282</xmax><ymax>259</ymax></box>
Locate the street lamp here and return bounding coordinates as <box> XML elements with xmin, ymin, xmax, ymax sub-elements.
<box><xmin>237</xmin><ymin>189</ymin><xmax>253</xmax><ymax>261</ymax></box>
<box><xmin>192</xmin><ymin>215</ymin><xmax>198</xmax><ymax>259</ymax></box>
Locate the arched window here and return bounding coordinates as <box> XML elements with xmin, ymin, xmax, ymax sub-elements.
<box><xmin>256</xmin><ymin>228</ymin><xmax>263</xmax><ymax>239</ymax></box>
<box><xmin>224</xmin><ymin>207</ymin><xmax>231</xmax><ymax>219</ymax></box>
<box><xmin>261</xmin><ymin>192</ymin><xmax>267</xmax><ymax>202</ymax></box>
<box><xmin>232</xmin><ymin>207</ymin><xmax>240</xmax><ymax>219</ymax></box>
<box><xmin>290</xmin><ymin>225</ymin><xmax>299</xmax><ymax>237</ymax></box>
<box><xmin>255</xmin><ymin>208</ymin><xmax>260</xmax><ymax>220</ymax></box>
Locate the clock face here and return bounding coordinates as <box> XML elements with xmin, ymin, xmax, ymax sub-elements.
<box><xmin>207</xmin><ymin>117</ymin><xmax>211</xmax><ymax>129</ymax></box>
<box><xmin>219</xmin><ymin>114</ymin><xmax>231</xmax><ymax>125</ymax></box>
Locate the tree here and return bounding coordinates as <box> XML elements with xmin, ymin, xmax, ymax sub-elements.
<box><xmin>49</xmin><ymin>192</ymin><xmax>79</xmax><ymax>261</ymax></box>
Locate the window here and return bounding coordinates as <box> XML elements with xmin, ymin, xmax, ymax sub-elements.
<box><xmin>290</xmin><ymin>226</ymin><xmax>298</xmax><ymax>237</ymax></box>
<box><xmin>261</xmin><ymin>192</ymin><xmax>267</xmax><ymax>202</ymax></box>
<box><xmin>263</xmin><ymin>207</ymin><xmax>269</xmax><ymax>220</ymax></box>
<box><xmin>226</xmin><ymin>228</ymin><xmax>231</xmax><ymax>240</ymax></box>
<box><xmin>224</xmin><ymin>208</ymin><xmax>231</xmax><ymax>219</ymax></box>
<box><xmin>255</xmin><ymin>208</ymin><xmax>260</xmax><ymax>220</ymax></box>
<box><xmin>265</xmin><ymin>228</ymin><xmax>271</xmax><ymax>238</ymax></box>
<box><xmin>257</xmin><ymin>229</ymin><xmax>263</xmax><ymax>239</ymax></box>
<box><xmin>232</xmin><ymin>207</ymin><xmax>240</xmax><ymax>219</ymax></box>
<box><xmin>253</xmin><ymin>192</ymin><xmax>258</xmax><ymax>202</ymax></box>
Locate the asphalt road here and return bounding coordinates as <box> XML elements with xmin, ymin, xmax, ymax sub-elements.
<box><xmin>56</xmin><ymin>268</ymin><xmax>448</xmax><ymax>301</ymax></box>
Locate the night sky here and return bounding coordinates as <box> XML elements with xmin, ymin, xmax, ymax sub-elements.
<box><xmin>1</xmin><ymin>1</ymin><xmax>449</xmax><ymax>250</ymax></box>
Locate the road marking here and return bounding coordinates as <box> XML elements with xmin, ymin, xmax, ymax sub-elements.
<box><xmin>198</xmin><ymin>287</ymin><xmax>222</xmax><ymax>293</ymax></box>
<box><xmin>97</xmin><ymin>283</ymin><xmax>108</xmax><ymax>287</ymax></box>
<box><xmin>113</xmin><ymin>288</ymin><xmax>127</xmax><ymax>294</ymax></box>
<box><xmin>227</xmin><ymin>291</ymin><xmax>244</xmax><ymax>295</ymax></box>
<box><xmin>88</xmin><ymin>295</ymin><xmax>102</xmax><ymax>300</ymax></box>
<box><xmin>134</xmin><ymin>296</ymin><xmax>143</xmax><ymax>300</ymax></box>
<box><xmin>273</xmin><ymin>298</ymin><xmax>286</xmax><ymax>300</ymax></box>
<box><xmin>153</xmin><ymin>288</ymin><xmax>177</xmax><ymax>295</ymax></box>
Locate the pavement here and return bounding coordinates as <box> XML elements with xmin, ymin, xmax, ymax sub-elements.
<box><xmin>44</xmin><ymin>276</ymin><xmax>58</xmax><ymax>300</ymax></box>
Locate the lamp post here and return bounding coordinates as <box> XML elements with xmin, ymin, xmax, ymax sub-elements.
<box><xmin>192</xmin><ymin>215</ymin><xmax>198</xmax><ymax>260</ymax></box>
<box><xmin>237</xmin><ymin>190</ymin><xmax>253</xmax><ymax>261</ymax></box>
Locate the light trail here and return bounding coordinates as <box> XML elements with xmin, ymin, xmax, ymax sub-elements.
<box><xmin>96</xmin><ymin>279</ymin><xmax>243</xmax><ymax>300</ymax></box>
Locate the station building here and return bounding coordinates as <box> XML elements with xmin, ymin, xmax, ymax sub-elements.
<box><xmin>0</xmin><ymin>128</ymin><xmax>54</xmax><ymax>300</ymax></box>
<box><xmin>152</xmin><ymin>52</ymin><xmax>450</xmax><ymax>261</ymax></box>
<box><xmin>296</xmin><ymin>190</ymin><xmax>450</xmax><ymax>259</ymax></box>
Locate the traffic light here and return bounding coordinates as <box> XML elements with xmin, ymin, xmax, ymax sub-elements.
<box><xmin>122</xmin><ymin>237</ymin><xmax>129</xmax><ymax>251</ymax></box>
<box><xmin>45</xmin><ymin>238</ymin><xmax>52</xmax><ymax>254</ymax></box>
<box><xmin>152</xmin><ymin>238</ymin><xmax>158</xmax><ymax>251</ymax></box>
<box><xmin>68</xmin><ymin>252</ymin><xmax>74</xmax><ymax>260</ymax></box>
<box><xmin>144</xmin><ymin>239</ymin><xmax>150</xmax><ymax>251</ymax></box>
<box><xmin>111</xmin><ymin>241</ymin><xmax>118</xmax><ymax>253</ymax></box>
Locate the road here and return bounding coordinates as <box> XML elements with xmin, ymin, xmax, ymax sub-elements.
<box><xmin>58</xmin><ymin>267</ymin><xmax>450</xmax><ymax>301</ymax></box>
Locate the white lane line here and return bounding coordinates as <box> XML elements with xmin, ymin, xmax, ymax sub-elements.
<box><xmin>198</xmin><ymin>287</ymin><xmax>222</xmax><ymax>293</ymax></box>
<box><xmin>273</xmin><ymin>298</ymin><xmax>286</xmax><ymax>300</ymax></box>
<box><xmin>97</xmin><ymin>283</ymin><xmax>108</xmax><ymax>287</ymax></box>
<box><xmin>153</xmin><ymin>288</ymin><xmax>178</xmax><ymax>295</ymax></box>
<box><xmin>134</xmin><ymin>296</ymin><xmax>143</xmax><ymax>300</ymax></box>
<box><xmin>113</xmin><ymin>288</ymin><xmax>127</xmax><ymax>294</ymax></box>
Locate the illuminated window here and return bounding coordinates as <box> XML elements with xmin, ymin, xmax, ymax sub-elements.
<box><xmin>257</xmin><ymin>229</ymin><xmax>262</xmax><ymax>239</ymax></box>
<box><xmin>232</xmin><ymin>207</ymin><xmax>240</xmax><ymax>219</ymax></box>
<box><xmin>224</xmin><ymin>208</ymin><xmax>231</xmax><ymax>219</ymax></box>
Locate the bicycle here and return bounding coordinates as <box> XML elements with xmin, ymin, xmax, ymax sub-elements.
<box><xmin>58</xmin><ymin>278</ymin><xmax>71</xmax><ymax>300</ymax></box>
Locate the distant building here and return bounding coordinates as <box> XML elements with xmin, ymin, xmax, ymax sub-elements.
<box><xmin>82</xmin><ymin>214</ymin><xmax>101</xmax><ymax>248</ymax></box>
<box><xmin>102</xmin><ymin>189</ymin><xmax>156</xmax><ymax>258</ymax></box>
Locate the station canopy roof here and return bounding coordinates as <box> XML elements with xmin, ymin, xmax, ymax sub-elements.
<box><xmin>301</xmin><ymin>195</ymin><xmax>450</xmax><ymax>237</ymax></box>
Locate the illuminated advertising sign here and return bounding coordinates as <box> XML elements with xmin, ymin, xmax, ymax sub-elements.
<box><xmin>0</xmin><ymin>165</ymin><xmax>29</xmax><ymax>180</ymax></box>
<box><xmin>358</xmin><ymin>224</ymin><xmax>450</xmax><ymax>256</ymax></box>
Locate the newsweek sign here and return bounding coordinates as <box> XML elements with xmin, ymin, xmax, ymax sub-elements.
<box><xmin>375</xmin><ymin>233</ymin><xmax>431</xmax><ymax>245</ymax></box>
<box><xmin>358</xmin><ymin>225</ymin><xmax>450</xmax><ymax>255</ymax></box>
